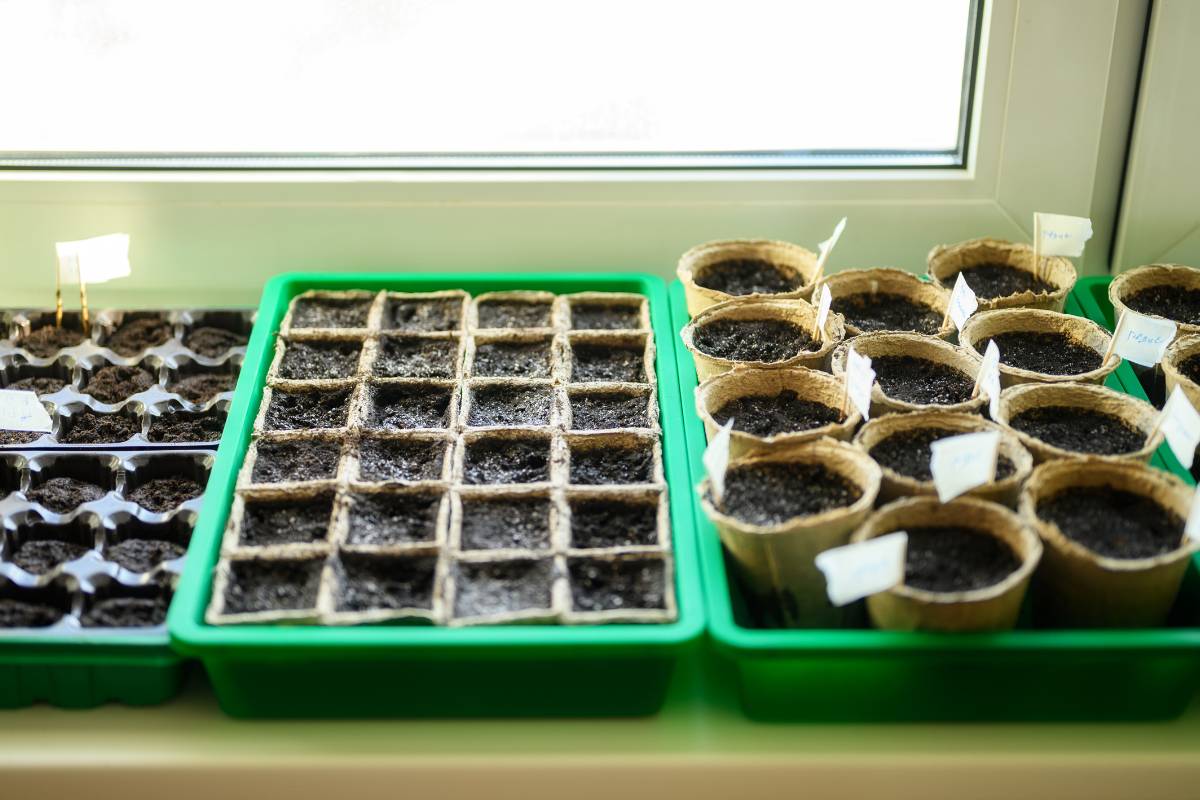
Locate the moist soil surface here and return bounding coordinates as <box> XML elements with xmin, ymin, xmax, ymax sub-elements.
<box><xmin>148</xmin><ymin>409</ymin><xmax>225</xmax><ymax>443</ymax></box>
<box><xmin>240</xmin><ymin>495</ymin><xmax>334</xmax><ymax>547</ymax></box>
<box><xmin>1037</xmin><ymin>486</ymin><xmax>1183</xmax><ymax>559</ymax></box>
<box><xmin>106</xmin><ymin>317</ymin><xmax>172</xmax><ymax>355</ymax></box>
<box><xmin>472</xmin><ymin>341</ymin><xmax>552</xmax><ymax>378</ymax></box>
<box><xmin>357</xmin><ymin>437</ymin><xmax>446</xmax><ymax>482</ymax></box>
<box><xmin>570</xmin><ymin>443</ymin><xmax>653</xmax><ymax>485</ymax></box>
<box><xmin>1124</xmin><ymin>285</ymin><xmax>1200</xmax><ymax>326</ymax></box>
<box><xmin>374</xmin><ymin>336</ymin><xmax>458</xmax><ymax>378</ymax></box>
<box><xmin>224</xmin><ymin>559</ymin><xmax>324</xmax><ymax>614</ymax></box>
<box><xmin>184</xmin><ymin>326</ymin><xmax>248</xmax><ymax>357</ymax></box>
<box><xmin>569</xmin><ymin>557</ymin><xmax>666</xmax><ymax>612</ymax></box>
<box><xmin>463</xmin><ymin>438</ymin><xmax>549</xmax><ymax>484</ymax></box>
<box><xmin>264</xmin><ymin>388</ymin><xmax>351</xmax><ymax>431</ymax></box>
<box><xmin>1180</xmin><ymin>354</ymin><xmax>1200</xmax><ymax>386</ymax></box>
<box><xmin>872</xmin><ymin>356</ymin><xmax>974</xmax><ymax>406</ymax></box>
<box><xmin>9</xmin><ymin>376</ymin><xmax>67</xmax><ymax>396</ymax></box>
<box><xmin>955</xmin><ymin>263</ymin><xmax>1056</xmax><ymax>299</ymax></box>
<box><xmin>107</xmin><ymin>538</ymin><xmax>187</xmax><ymax>573</ymax></box>
<box><xmin>461</xmin><ymin>497</ymin><xmax>552</xmax><ymax>550</ymax></box>
<box><xmin>870</xmin><ymin>427</ymin><xmax>1016</xmax><ymax>482</ymax></box>
<box><xmin>128</xmin><ymin>477</ymin><xmax>203</xmax><ymax>512</ymax></box>
<box><xmin>477</xmin><ymin>300</ymin><xmax>553</xmax><ymax>329</ymax></box>
<box><xmin>570</xmin><ymin>498</ymin><xmax>658</xmax><ymax>548</ymax></box>
<box><xmin>1008</xmin><ymin>406</ymin><xmax>1145</xmax><ymax>455</ymax></box>
<box><xmin>695</xmin><ymin>258</ymin><xmax>803</xmax><ymax>296</ymax></box>
<box><xmin>279</xmin><ymin>340</ymin><xmax>361</xmax><ymax>380</ymax></box>
<box><xmin>169</xmin><ymin>373</ymin><xmax>235</xmax><ymax>403</ymax></box>
<box><xmin>570</xmin><ymin>391</ymin><xmax>649</xmax><ymax>430</ymax></box>
<box><xmin>571</xmin><ymin>343</ymin><xmax>648</xmax><ymax>382</ymax></box>
<box><xmin>468</xmin><ymin>385</ymin><xmax>552</xmax><ymax>427</ymax></box>
<box><xmin>12</xmin><ymin>539</ymin><xmax>90</xmax><ymax>574</ymax></box>
<box><xmin>904</xmin><ymin>526</ymin><xmax>1021</xmax><ymax>593</ymax></box>
<box><xmin>453</xmin><ymin>559</ymin><xmax>553</xmax><ymax>618</ymax></box>
<box><xmin>291</xmin><ymin>297</ymin><xmax>373</xmax><ymax>329</ymax></box>
<box><xmin>984</xmin><ymin>331</ymin><xmax>1102</xmax><ymax>376</ymax></box>
<box><xmin>62</xmin><ymin>409</ymin><xmax>139</xmax><ymax>444</ymax></box>
<box><xmin>345</xmin><ymin>491</ymin><xmax>441</xmax><ymax>546</ymax></box>
<box><xmin>82</xmin><ymin>597</ymin><xmax>168</xmax><ymax>628</ymax></box>
<box><xmin>20</xmin><ymin>326</ymin><xmax>85</xmax><ymax>357</ymax></box>
<box><xmin>253</xmin><ymin>438</ymin><xmax>341</xmax><ymax>483</ymax></box>
<box><xmin>0</xmin><ymin>599</ymin><xmax>63</xmax><ymax>627</ymax></box>
<box><xmin>720</xmin><ymin>462</ymin><xmax>861</xmax><ymax>526</ymax></box>
<box><xmin>713</xmin><ymin>390</ymin><xmax>841</xmax><ymax>437</ymax></box>
<box><xmin>337</xmin><ymin>554</ymin><xmax>436</xmax><ymax>612</ymax></box>
<box><xmin>27</xmin><ymin>477</ymin><xmax>106</xmax><ymax>512</ymax></box>
<box><xmin>571</xmin><ymin>303</ymin><xmax>641</xmax><ymax>330</ymax></box>
<box><xmin>83</xmin><ymin>365</ymin><xmax>156</xmax><ymax>403</ymax></box>
<box><xmin>693</xmin><ymin>319</ymin><xmax>816</xmax><ymax>363</ymax></box>
<box><xmin>0</xmin><ymin>430</ymin><xmax>41</xmax><ymax>445</ymax></box>
<box><xmin>384</xmin><ymin>297</ymin><xmax>462</xmax><ymax>332</ymax></box>
<box><xmin>832</xmin><ymin>292</ymin><xmax>943</xmax><ymax>335</ymax></box>
<box><xmin>368</xmin><ymin>384</ymin><xmax>452</xmax><ymax>430</ymax></box>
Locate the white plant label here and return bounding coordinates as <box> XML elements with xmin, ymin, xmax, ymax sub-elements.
<box><xmin>845</xmin><ymin>347</ymin><xmax>875</xmax><ymax>421</ymax></box>
<box><xmin>1157</xmin><ymin>386</ymin><xmax>1200</xmax><ymax>469</ymax></box>
<box><xmin>815</xmin><ymin>531</ymin><xmax>908</xmax><ymax>607</ymax></box>
<box><xmin>1034</xmin><ymin>212</ymin><xmax>1093</xmax><ymax>257</ymax></box>
<box><xmin>1185</xmin><ymin>486</ymin><xmax>1200</xmax><ymax>544</ymax></box>
<box><xmin>703</xmin><ymin>418</ymin><xmax>735</xmax><ymax>503</ymax></box>
<box><xmin>976</xmin><ymin>339</ymin><xmax>1002</xmax><ymax>419</ymax></box>
<box><xmin>947</xmin><ymin>272</ymin><xmax>979</xmax><ymax>331</ymax></box>
<box><xmin>56</xmin><ymin>233</ymin><xmax>131</xmax><ymax>284</ymax></box>
<box><xmin>930</xmin><ymin>430</ymin><xmax>1001</xmax><ymax>502</ymax></box>
<box><xmin>815</xmin><ymin>284</ymin><xmax>833</xmax><ymax>332</ymax></box>
<box><xmin>814</xmin><ymin>217</ymin><xmax>847</xmax><ymax>277</ymax></box>
<box><xmin>0</xmin><ymin>390</ymin><xmax>52</xmax><ymax>433</ymax></box>
<box><xmin>1110</xmin><ymin>309</ymin><xmax>1177</xmax><ymax>368</ymax></box>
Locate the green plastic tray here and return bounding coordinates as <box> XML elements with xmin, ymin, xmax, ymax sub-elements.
<box><xmin>669</xmin><ymin>279</ymin><xmax>1200</xmax><ymax>722</ymax></box>
<box><xmin>0</xmin><ymin>640</ymin><xmax>182</xmax><ymax>709</ymax></box>
<box><xmin>169</xmin><ymin>272</ymin><xmax>704</xmax><ymax>719</ymax></box>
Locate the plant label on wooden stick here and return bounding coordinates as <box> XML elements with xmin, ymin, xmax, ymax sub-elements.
<box><xmin>815</xmin><ymin>531</ymin><xmax>908</xmax><ymax>607</ymax></box>
<box><xmin>930</xmin><ymin>430</ymin><xmax>1000</xmax><ymax>502</ymax></box>
<box><xmin>1105</xmin><ymin>308</ymin><xmax>1177</xmax><ymax>367</ymax></box>
<box><xmin>0</xmin><ymin>390</ymin><xmax>53</xmax><ymax>433</ymax></box>
<box><xmin>1033</xmin><ymin>212</ymin><xmax>1092</xmax><ymax>281</ymax></box>
<box><xmin>944</xmin><ymin>272</ymin><xmax>978</xmax><ymax>332</ymax></box>
<box><xmin>813</xmin><ymin>283</ymin><xmax>832</xmax><ymax>340</ymax></box>
<box><xmin>56</xmin><ymin>233</ymin><xmax>132</xmax><ymax>336</ymax></box>
<box><xmin>844</xmin><ymin>347</ymin><xmax>875</xmax><ymax>421</ymax></box>
<box><xmin>702</xmin><ymin>418</ymin><xmax>735</xmax><ymax>503</ymax></box>
<box><xmin>972</xmin><ymin>339</ymin><xmax>1002</xmax><ymax>419</ymax></box>
<box><xmin>1150</xmin><ymin>386</ymin><xmax>1200</xmax><ymax>469</ymax></box>
<box><xmin>813</xmin><ymin>217</ymin><xmax>847</xmax><ymax>283</ymax></box>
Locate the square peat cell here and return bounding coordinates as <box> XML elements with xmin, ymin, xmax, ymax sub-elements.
<box><xmin>277</xmin><ymin>340</ymin><xmax>362</xmax><ymax>380</ymax></box>
<box><xmin>290</xmin><ymin>296</ymin><xmax>373</xmax><ymax>329</ymax></box>
<box><xmin>251</xmin><ymin>438</ymin><xmax>341</xmax><ymax>484</ymax></box>
<box><xmin>570</xmin><ymin>302</ymin><xmax>642</xmax><ymax>331</ymax></box>
<box><xmin>384</xmin><ymin>297</ymin><xmax>463</xmax><ymax>332</ymax></box>
<box><xmin>373</xmin><ymin>336</ymin><xmax>459</xmax><ymax>378</ymax></box>
<box><xmin>475</xmin><ymin>300</ymin><xmax>553</xmax><ymax>329</ymax></box>
<box><xmin>568</xmin><ymin>556</ymin><xmax>667</xmax><ymax>613</ymax></box>
<box><xmin>356</xmin><ymin>436</ymin><xmax>448</xmax><ymax>482</ymax></box>
<box><xmin>237</xmin><ymin>494</ymin><xmax>335</xmax><ymax>548</ymax></box>
<box><xmin>569</xmin><ymin>496</ymin><xmax>659</xmax><ymax>549</ymax></box>
<box><xmin>345</xmin><ymin>490</ymin><xmax>443</xmax><ymax>546</ymax></box>
<box><xmin>453</xmin><ymin>559</ymin><xmax>554</xmax><ymax>619</ymax></box>
<box><xmin>222</xmin><ymin>558</ymin><xmax>324</xmax><ymax>615</ymax></box>
<box><xmin>335</xmin><ymin>553</ymin><xmax>437</xmax><ymax>613</ymax></box>
<box><xmin>462</xmin><ymin>436</ymin><xmax>550</xmax><ymax>485</ymax></box>
<box><xmin>466</xmin><ymin>384</ymin><xmax>553</xmax><ymax>427</ymax></box>
<box><xmin>460</xmin><ymin>496</ymin><xmax>551</xmax><ymax>551</ymax></box>
<box><xmin>569</xmin><ymin>389</ymin><xmax>650</xmax><ymax>430</ymax></box>
<box><xmin>263</xmin><ymin>388</ymin><xmax>352</xmax><ymax>431</ymax></box>
<box><xmin>471</xmin><ymin>340</ymin><xmax>553</xmax><ymax>378</ymax></box>
<box><xmin>367</xmin><ymin>383</ymin><xmax>453</xmax><ymax>430</ymax></box>
<box><xmin>570</xmin><ymin>341</ymin><xmax>647</xmax><ymax>383</ymax></box>
<box><xmin>569</xmin><ymin>440</ymin><xmax>655</xmax><ymax>485</ymax></box>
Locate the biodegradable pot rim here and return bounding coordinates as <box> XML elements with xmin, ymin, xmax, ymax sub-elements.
<box><xmin>815</xmin><ymin>267</ymin><xmax>953</xmax><ymax>339</ymax></box>
<box><xmin>680</xmin><ymin>296</ymin><xmax>846</xmax><ymax>370</ymax></box>
<box><xmin>959</xmin><ymin>308</ymin><xmax>1120</xmax><ymax>385</ymax></box>
<box><xmin>1109</xmin><ymin>264</ymin><xmax>1200</xmax><ymax>337</ymax></box>
<box><xmin>926</xmin><ymin>237</ymin><xmax>1076</xmax><ymax>309</ymax></box>
<box><xmin>677</xmin><ymin>238</ymin><xmax>821</xmax><ymax>308</ymax></box>
<box><xmin>829</xmin><ymin>331</ymin><xmax>986</xmax><ymax>414</ymax></box>
<box><xmin>1162</xmin><ymin>333</ymin><xmax>1200</xmax><ymax>402</ymax></box>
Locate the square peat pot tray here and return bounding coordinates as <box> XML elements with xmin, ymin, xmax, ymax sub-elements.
<box><xmin>169</xmin><ymin>272</ymin><xmax>704</xmax><ymax>719</ymax></box>
<box><xmin>669</xmin><ymin>280</ymin><xmax>1200</xmax><ymax>723</ymax></box>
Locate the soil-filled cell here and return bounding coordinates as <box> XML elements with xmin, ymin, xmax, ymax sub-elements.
<box><xmin>832</xmin><ymin>293</ymin><xmax>942</xmax><ymax>335</ymax></box>
<box><xmin>1037</xmin><ymin>486</ymin><xmax>1183</xmax><ymax>559</ymax></box>
<box><xmin>383</xmin><ymin>297</ymin><xmax>462</xmax><ymax>332</ymax></box>
<box><xmin>356</xmin><ymin>437</ymin><xmax>447</xmax><ymax>483</ymax></box>
<box><xmin>252</xmin><ymin>438</ymin><xmax>341</xmax><ymax>484</ymax></box>
<box><xmin>291</xmin><ymin>297</ymin><xmax>373</xmax><ymax>329</ymax></box>
<box><xmin>694</xmin><ymin>259</ymin><xmax>803</xmax><ymax>296</ymax></box>
<box><xmin>569</xmin><ymin>497</ymin><xmax>658</xmax><ymax>549</ymax></box>
<box><xmin>8</xmin><ymin>376</ymin><xmax>68</xmax><ymax>396</ymax></box>
<box><xmin>148</xmin><ymin>408</ymin><xmax>226</xmax><ymax>443</ymax></box>
<box><xmin>571</xmin><ymin>342</ymin><xmax>648</xmax><ymax>383</ymax></box>
<box><xmin>222</xmin><ymin>558</ymin><xmax>324</xmax><ymax>614</ymax></box>
<box><xmin>263</xmin><ymin>388</ymin><xmax>352</xmax><ymax>431</ymax></box>
<box><xmin>570</xmin><ymin>440</ymin><xmax>654</xmax><ymax>485</ymax></box>
<box><xmin>374</xmin><ymin>336</ymin><xmax>459</xmax><ymax>378</ymax></box>
<box><xmin>467</xmin><ymin>385</ymin><xmax>553</xmax><ymax>427</ymax></box>
<box><xmin>570</xmin><ymin>390</ymin><xmax>650</xmax><ymax>430</ymax></box>
<box><xmin>462</xmin><ymin>437</ymin><xmax>550</xmax><ymax>485</ymax></box>
<box><xmin>26</xmin><ymin>476</ymin><xmax>105</xmax><ymax>512</ymax></box>
<box><xmin>693</xmin><ymin>319</ymin><xmax>816</xmax><ymax>363</ymax></box>
<box><xmin>367</xmin><ymin>384</ymin><xmax>453</xmax><ymax>430</ymax></box>
<box><xmin>335</xmin><ymin>553</ymin><xmax>437</xmax><ymax>613</ymax></box>
<box><xmin>476</xmin><ymin>300</ymin><xmax>552</xmax><ymax>329</ymax></box>
<box><xmin>712</xmin><ymin>390</ymin><xmax>841</xmax><ymax>437</ymax></box>
<box><xmin>453</xmin><ymin>559</ymin><xmax>554</xmax><ymax>618</ymax></box>
<box><xmin>82</xmin><ymin>596</ymin><xmax>169</xmax><ymax>628</ymax></box>
<box><xmin>345</xmin><ymin>490</ymin><xmax>442</xmax><ymax>546</ymax></box>
<box><xmin>184</xmin><ymin>326</ymin><xmax>248</xmax><ymax>357</ymax></box>
<box><xmin>169</xmin><ymin>372</ymin><xmax>236</xmax><ymax>404</ymax></box>
<box><xmin>570</xmin><ymin>303</ymin><xmax>642</xmax><ymax>331</ymax></box>
<box><xmin>238</xmin><ymin>495</ymin><xmax>334</xmax><ymax>548</ymax></box>
<box><xmin>719</xmin><ymin>462</ymin><xmax>861</xmax><ymax>527</ymax></box>
<box><xmin>460</xmin><ymin>496</ymin><xmax>552</xmax><ymax>550</ymax></box>
<box><xmin>869</xmin><ymin>427</ymin><xmax>1016</xmax><ymax>482</ymax></box>
<box><xmin>1125</xmin><ymin>286</ymin><xmax>1200</xmax><ymax>326</ymax></box>
<box><xmin>1008</xmin><ymin>406</ymin><xmax>1146</xmax><ymax>456</ymax></box>
<box><xmin>983</xmin><ymin>331</ymin><xmax>1101</xmax><ymax>376</ymax></box>
<box><xmin>904</xmin><ymin>526</ymin><xmax>1020</xmax><ymax>593</ymax></box>
<box><xmin>107</xmin><ymin>538</ymin><xmax>187</xmax><ymax>573</ymax></box>
<box><xmin>278</xmin><ymin>340</ymin><xmax>362</xmax><ymax>380</ymax></box>
<box><xmin>128</xmin><ymin>477</ymin><xmax>203</xmax><ymax>513</ymax></box>
<box><xmin>471</xmin><ymin>340</ymin><xmax>553</xmax><ymax>378</ymax></box>
<box><xmin>953</xmin><ymin>264</ymin><xmax>1055</xmax><ymax>299</ymax></box>
<box><xmin>872</xmin><ymin>356</ymin><xmax>974</xmax><ymax>406</ymax></box>
<box><xmin>20</xmin><ymin>325</ymin><xmax>85</xmax><ymax>357</ymax></box>
<box><xmin>0</xmin><ymin>599</ymin><xmax>64</xmax><ymax>628</ymax></box>
<box><xmin>568</xmin><ymin>557</ymin><xmax>667</xmax><ymax>613</ymax></box>
<box><xmin>61</xmin><ymin>409</ymin><xmax>139</xmax><ymax>444</ymax></box>
<box><xmin>106</xmin><ymin>316</ymin><xmax>172</xmax><ymax>356</ymax></box>
<box><xmin>82</xmin><ymin>365</ymin><xmax>156</xmax><ymax>404</ymax></box>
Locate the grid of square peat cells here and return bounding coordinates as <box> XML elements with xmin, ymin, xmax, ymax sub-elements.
<box><xmin>208</xmin><ymin>289</ymin><xmax>677</xmax><ymax>627</ymax></box>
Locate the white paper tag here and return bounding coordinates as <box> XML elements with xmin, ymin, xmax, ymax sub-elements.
<box><xmin>703</xmin><ymin>418</ymin><xmax>735</xmax><ymax>503</ymax></box>
<box><xmin>1034</xmin><ymin>212</ymin><xmax>1093</xmax><ymax>258</ymax></box>
<box><xmin>948</xmin><ymin>271</ymin><xmax>979</xmax><ymax>331</ymax></box>
<box><xmin>1185</xmin><ymin>487</ymin><xmax>1200</xmax><ymax>544</ymax></box>
<box><xmin>845</xmin><ymin>347</ymin><xmax>875</xmax><ymax>421</ymax></box>
<box><xmin>814</xmin><ymin>217</ymin><xmax>847</xmax><ymax>277</ymax></box>
<box><xmin>815</xmin><ymin>531</ymin><xmax>908</xmax><ymax>607</ymax></box>
<box><xmin>977</xmin><ymin>339</ymin><xmax>1002</xmax><ymax>419</ymax></box>
<box><xmin>930</xmin><ymin>430</ymin><xmax>1000</xmax><ymax>502</ymax></box>
<box><xmin>1157</xmin><ymin>386</ymin><xmax>1200</xmax><ymax>469</ymax></box>
<box><xmin>0</xmin><ymin>390</ymin><xmax>53</xmax><ymax>433</ymax></box>
<box><xmin>56</xmin><ymin>233</ymin><xmax>131</xmax><ymax>284</ymax></box>
<box><xmin>815</xmin><ymin>284</ymin><xmax>833</xmax><ymax>332</ymax></box>
<box><xmin>1110</xmin><ymin>309</ymin><xmax>1177</xmax><ymax>368</ymax></box>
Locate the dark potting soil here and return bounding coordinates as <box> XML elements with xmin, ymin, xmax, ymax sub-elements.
<box><xmin>374</xmin><ymin>336</ymin><xmax>458</xmax><ymax>378</ymax></box>
<box><xmin>384</xmin><ymin>297</ymin><xmax>462</xmax><ymax>332</ymax></box>
<box><xmin>168</xmin><ymin>373</ymin><xmax>235</xmax><ymax>403</ymax></box>
<box><xmin>367</xmin><ymin>384</ymin><xmax>452</xmax><ymax>430</ymax></box>
<box><xmin>223</xmin><ymin>559</ymin><xmax>324</xmax><ymax>614</ymax></box>
<box><xmin>569</xmin><ymin>498</ymin><xmax>658</xmax><ymax>549</ymax></box>
<box><xmin>720</xmin><ymin>462</ymin><xmax>861</xmax><ymax>526</ymax></box>
<box><xmin>20</xmin><ymin>325</ymin><xmax>85</xmax><ymax>357</ymax></box>
<box><xmin>984</xmin><ymin>331</ymin><xmax>1102</xmax><ymax>376</ymax></box>
<box><xmin>128</xmin><ymin>477</ymin><xmax>203</xmax><ymax>513</ymax></box>
<box><xmin>0</xmin><ymin>599</ymin><xmax>63</xmax><ymax>628</ymax></box>
<box><xmin>147</xmin><ymin>409</ymin><xmax>225</xmax><ymax>443</ymax></box>
<box><xmin>61</xmin><ymin>409</ymin><xmax>139</xmax><ymax>444</ymax></box>
<box><xmin>345</xmin><ymin>491</ymin><xmax>442</xmax><ymax>546</ymax></box>
<box><xmin>26</xmin><ymin>477</ymin><xmax>105</xmax><ymax>512</ymax></box>
<box><xmin>107</xmin><ymin>538</ymin><xmax>187</xmax><ymax>573</ymax></box>
<box><xmin>571</xmin><ymin>342</ymin><xmax>648</xmax><ymax>382</ymax></box>
<box><xmin>954</xmin><ymin>263</ymin><xmax>1055</xmax><ymax>299</ymax></box>
<box><xmin>460</xmin><ymin>496</ymin><xmax>552</xmax><ymax>550</ymax></box>
<box><xmin>872</xmin><ymin>355</ymin><xmax>974</xmax><ymax>406</ymax></box>
<box><xmin>82</xmin><ymin>597</ymin><xmax>168</xmax><ymax>628</ymax></box>
<box><xmin>9</xmin><ymin>376</ymin><xmax>67</xmax><ymax>396</ymax></box>
<box><xmin>832</xmin><ymin>292</ymin><xmax>943</xmax><ymax>335</ymax></box>
<box><xmin>1124</xmin><ymin>285</ymin><xmax>1200</xmax><ymax>326</ymax></box>
<box><xmin>467</xmin><ymin>385</ymin><xmax>552</xmax><ymax>427</ymax></box>
<box><xmin>903</xmin><ymin>526</ymin><xmax>1021</xmax><ymax>593</ymax></box>
<box><xmin>472</xmin><ymin>340</ymin><xmax>553</xmax><ymax>378</ymax></box>
<box><xmin>570</xmin><ymin>442</ymin><xmax>654</xmax><ymax>485</ymax></box>
<box><xmin>462</xmin><ymin>437</ymin><xmax>550</xmax><ymax>484</ymax></box>
<box><xmin>869</xmin><ymin>427</ymin><xmax>1016</xmax><ymax>482</ymax></box>
<box><xmin>693</xmin><ymin>319</ymin><xmax>816</xmax><ymax>363</ymax></box>
<box><xmin>570</xmin><ymin>391</ymin><xmax>650</xmax><ymax>430</ymax></box>
<box><xmin>1008</xmin><ymin>406</ymin><xmax>1145</xmax><ymax>456</ymax></box>
<box><xmin>477</xmin><ymin>300</ymin><xmax>553</xmax><ymax>329</ymax></box>
<box><xmin>12</xmin><ymin>539</ymin><xmax>90</xmax><ymax>574</ymax></box>
<box><xmin>263</xmin><ymin>388</ymin><xmax>352</xmax><ymax>431</ymax></box>
<box><xmin>1036</xmin><ymin>486</ymin><xmax>1183</xmax><ymax>559</ymax></box>
<box><xmin>278</xmin><ymin>340</ymin><xmax>361</xmax><ymax>380</ymax></box>
<box><xmin>1179</xmin><ymin>354</ymin><xmax>1200</xmax><ymax>386</ymax></box>
<box><xmin>357</xmin><ymin>437</ymin><xmax>446</xmax><ymax>482</ymax></box>
<box><xmin>569</xmin><ymin>557</ymin><xmax>666</xmax><ymax>612</ymax></box>
<box><xmin>82</xmin><ymin>365</ymin><xmax>156</xmax><ymax>404</ymax></box>
<box><xmin>0</xmin><ymin>430</ymin><xmax>41</xmax><ymax>445</ymax></box>
<box><xmin>571</xmin><ymin>303</ymin><xmax>641</xmax><ymax>330</ymax></box>
<box><xmin>712</xmin><ymin>390</ymin><xmax>841</xmax><ymax>437</ymax></box>
<box><xmin>106</xmin><ymin>317</ymin><xmax>171</xmax><ymax>356</ymax></box>
<box><xmin>291</xmin><ymin>297</ymin><xmax>373</xmax><ymax>329</ymax></box>
<box><xmin>239</xmin><ymin>495</ymin><xmax>334</xmax><ymax>547</ymax></box>
<box><xmin>184</xmin><ymin>326</ymin><xmax>248</xmax><ymax>357</ymax></box>
<box><xmin>336</xmin><ymin>554</ymin><xmax>437</xmax><ymax>612</ymax></box>
<box><xmin>453</xmin><ymin>559</ymin><xmax>554</xmax><ymax>618</ymax></box>
<box><xmin>694</xmin><ymin>258</ymin><xmax>803</xmax><ymax>296</ymax></box>
<box><xmin>253</xmin><ymin>438</ymin><xmax>341</xmax><ymax>483</ymax></box>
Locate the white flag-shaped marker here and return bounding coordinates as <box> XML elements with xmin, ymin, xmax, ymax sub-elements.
<box><xmin>930</xmin><ymin>430</ymin><xmax>1001</xmax><ymax>502</ymax></box>
<box><xmin>1157</xmin><ymin>386</ymin><xmax>1200</xmax><ymax>469</ymax></box>
<box><xmin>815</xmin><ymin>284</ymin><xmax>833</xmax><ymax>332</ymax></box>
<box><xmin>0</xmin><ymin>390</ymin><xmax>53</xmax><ymax>433</ymax></box>
<box><xmin>815</xmin><ymin>531</ymin><xmax>908</xmax><ymax>606</ymax></box>
<box><xmin>56</xmin><ymin>233</ymin><xmax>131</xmax><ymax>284</ymax></box>
<box><xmin>976</xmin><ymin>340</ymin><xmax>1002</xmax><ymax>419</ymax></box>
<box><xmin>1034</xmin><ymin>212</ymin><xmax>1093</xmax><ymax>257</ymax></box>
<box><xmin>1110</xmin><ymin>309</ymin><xmax>1177</xmax><ymax>368</ymax></box>
<box><xmin>845</xmin><ymin>347</ymin><xmax>875</xmax><ymax>421</ymax></box>
<box><xmin>1185</xmin><ymin>486</ymin><xmax>1200</xmax><ymax>544</ymax></box>
<box><xmin>703</xmin><ymin>418</ymin><xmax>735</xmax><ymax>502</ymax></box>
<box><xmin>814</xmin><ymin>217</ymin><xmax>847</xmax><ymax>277</ymax></box>
<box><xmin>948</xmin><ymin>272</ymin><xmax>979</xmax><ymax>331</ymax></box>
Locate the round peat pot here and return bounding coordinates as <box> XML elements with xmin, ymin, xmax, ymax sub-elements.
<box><xmin>853</xmin><ymin>411</ymin><xmax>1033</xmax><ymax>506</ymax></box>
<box><xmin>676</xmin><ymin>239</ymin><xmax>819</xmax><ymax>316</ymax></box>
<box><xmin>1110</xmin><ymin>264</ymin><xmax>1200</xmax><ymax>345</ymax></box>
<box><xmin>1021</xmin><ymin>459</ymin><xmax>1198</xmax><ymax>628</ymax></box>
<box><xmin>959</xmin><ymin>308</ymin><xmax>1119</xmax><ymax>388</ymax></box>
<box><xmin>996</xmin><ymin>383</ymin><xmax>1160</xmax><ymax>464</ymax></box>
<box><xmin>680</xmin><ymin>297</ymin><xmax>845</xmax><ymax>382</ymax></box>
<box><xmin>815</xmin><ymin>267</ymin><xmax>953</xmax><ymax>339</ymax></box>
<box><xmin>927</xmin><ymin>237</ymin><xmax>1075</xmax><ymax>312</ymax></box>
<box><xmin>830</xmin><ymin>332</ymin><xmax>985</xmax><ymax>416</ymax></box>
<box><xmin>1163</xmin><ymin>333</ymin><xmax>1200</xmax><ymax>411</ymax></box>
<box><xmin>851</xmin><ymin>496</ymin><xmax>1041</xmax><ymax>632</ymax></box>
<box><xmin>698</xmin><ymin>439</ymin><xmax>882</xmax><ymax>627</ymax></box>
<box><xmin>696</xmin><ymin>367</ymin><xmax>860</xmax><ymax>457</ymax></box>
